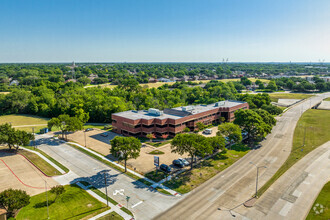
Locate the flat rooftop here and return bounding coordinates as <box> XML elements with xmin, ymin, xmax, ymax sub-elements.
<box><xmin>113</xmin><ymin>100</ymin><xmax>246</xmax><ymax>120</ymax></box>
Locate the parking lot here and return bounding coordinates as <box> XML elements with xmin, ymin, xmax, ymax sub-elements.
<box><xmin>0</xmin><ymin>150</ymin><xmax>57</xmax><ymax>196</ymax></box>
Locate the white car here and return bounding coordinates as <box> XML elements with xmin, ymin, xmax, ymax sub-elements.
<box><xmin>203</xmin><ymin>129</ymin><xmax>212</xmax><ymax>135</ymax></box>
<box><xmin>178</xmin><ymin>158</ymin><xmax>190</xmax><ymax>166</ymax></box>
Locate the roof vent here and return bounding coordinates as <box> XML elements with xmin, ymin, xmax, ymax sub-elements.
<box><xmin>215</xmin><ymin>101</ymin><xmax>226</xmax><ymax>107</ymax></box>
<box><xmin>182</xmin><ymin>106</ymin><xmax>195</xmax><ymax>112</ymax></box>
<box><xmin>148</xmin><ymin>108</ymin><xmax>164</xmax><ymax>116</ymax></box>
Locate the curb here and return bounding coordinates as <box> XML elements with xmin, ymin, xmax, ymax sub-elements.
<box><xmin>17</xmin><ymin>153</ymin><xmax>52</xmax><ymax>177</ymax></box>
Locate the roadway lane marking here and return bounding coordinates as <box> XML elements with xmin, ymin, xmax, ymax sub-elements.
<box><xmin>131</xmin><ymin>201</ymin><xmax>143</xmax><ymax>208</ymax></box>
<box><xmin>279</xmin><ymin>201</ymin><xmax>293</xmax><ymax>217</ymax></box>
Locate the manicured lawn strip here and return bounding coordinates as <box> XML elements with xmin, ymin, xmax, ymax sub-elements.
<box><xmin>97</xmin><ymin>211</ymin><xmax>124</xmax><ymax>220</ymax></box>
<box><xmin>258</xmin><ymin>109</ymin><xmax>330</xmax><ymax>196</ymax></box>
<box><xmin>268</xmin><ymin>93</ymin><xmax>313</xmax><ymax>102</ymax></box>
<box><xmin>19</xmin><ymin>150</ymin><xmax>60</xmax><ymax>176</ymax></box>
<box><xmin>24</xmin><ymin>146</ymin><xmax>69</xmax><ymax>173</ymax></box>
<box><xmin>324</xmin><ymin>97</ymin><xmax>330</xmax><ymax>101</ymax></box>
<box><xmin>146</xmin><ymin>140</ymin><xmax>171</xmax><ymax>147</ymax></box>
<box><xmin>156</xmin><ymin>187</ymin><xmax>172</xmax><ymax>195</ymax></box>
<box><xmin>163</xmin><ymin>148</ymin><xmax>250</xmax><ymax>194</ymax></box>
<box><xmin>120</xmin><ymin>207</ymin><xmax>133</xmax><ymax>216</ymax></box>
<box><xmin>148</xmin><ymin>150</ymin><xmax>165</xmax><ymax>155</ymax></box>
<box><xmin>90</xmin><ymin>187</ymin><xmax>118</xmax><ymax>205</ymax></box>
<box><xmin>306</xmin><ymin>181</ymin><xmax>330</xmax><ymax>220</ymax></box>
<box><xmin>16</xmin><ymin>185</ymin><xmax>110</xmax><ymax>220</ymax></box>
<box><xmin>68</xmin><ymin>144</ymin><xmax>153</xmax><ymax>187</ymax></box>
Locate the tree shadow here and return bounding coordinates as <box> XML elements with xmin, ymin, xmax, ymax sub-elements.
<box><xmin>33</xmin><ymin>136</ymin><xmax>63</xmax><ymax>146</ymax></box>
<box><xmin>69</xmin><ymin>169</ymin><xmax>119</xmax><ymax>189</ymax></box>
<box><xmin>33</xmin><ymin>200</ymin><xmax>55</xmax><ymax>208</ymax></box>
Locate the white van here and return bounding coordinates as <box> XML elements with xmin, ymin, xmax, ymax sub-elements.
<box><xmin>203</xmin><ymin>129</ymin><xmax>212</xmax><ymax>135</ymax></box>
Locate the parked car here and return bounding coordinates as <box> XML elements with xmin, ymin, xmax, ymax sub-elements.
<box><xmin>203</xmin><ymin>129</ymin><xmax>212</xmax><ymax>135</ymax></box>
<box><xmin>85</xmin><ymin>128</ymin><xmax>93</xmax><ymax>132</ymax></box>
<box><xmin>172</xmin><ymin>159</ymin><xmax>184</xmax><ymax>168</ymax></box>
<box><xmin>160</xmin><ymin>164</ymin><xmax>172</xmax><ymax>173</ymax></box>
<box><xmin>178</xmin><ymin>158</ymin><xmax>189</xmax><ymax>166</ymax></box>
<box><xmin>100</xmin><ymin>133</ymin><xmax>108</xmax><ymax>137</ymax></box>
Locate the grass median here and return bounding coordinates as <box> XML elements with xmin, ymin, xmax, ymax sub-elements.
<box><xmin>268</xmin><ymin>93</ymin><xmax>314</xmax><ymax>102</ymax></box>
<box><xmin>16</xmin><ymin>184</ymin><xmax>110</xmax><ymax>220</ymax></box>
<box><xmin>258</xmin><ymin>109</ymin><xmax>330</xmax><ymax>196</ymax></box>
<box><xmin>306</xmin><ymin>181</ymin><xmax>330</xmax><ymax>220</ymax></box>
<box><xmin>163</xmin><ymin>144</ymin><xmax>250</xmax><ymax>194</ymax></box>
<box><xmin>98</xmin><ymin>211</ymin><xmax>124</xmax><ymax>220</ymax></box>
<box><xmin>24</xmin><ymin>146</ymin><xmax>69</xmax><ymax>173</ymax></box>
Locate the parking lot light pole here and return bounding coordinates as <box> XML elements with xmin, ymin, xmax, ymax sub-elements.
<box><xmin>250</xmin><ymin>162</ymin><xmax>267</xmax><ymax>198</ymax></box>
<box><xmin>84</xmin><ymin>130</ymin><xmax>87</xmax><ymax>147</ymax></box>
<box><xmin>218</xmin><ymin>208</ymin><xmax>236</xmax><ymax>218</ymax></box>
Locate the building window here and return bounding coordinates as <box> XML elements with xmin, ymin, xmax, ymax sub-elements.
<box><xmin>156</xmin><ymin>124</ymin><xmax>167</xmax><ymax>128</ymax></box>
<box><xmin>142</xmin><ymin>124</ymin><xmax>154</xmax><ymax>128</ymax></box>
<box><xmin>122</xmin><ymin>122</ymin><xmax>134</xmax><ymax>128</ymax></box>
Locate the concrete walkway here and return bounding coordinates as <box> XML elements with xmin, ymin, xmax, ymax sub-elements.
<box><xmin>75</xmin><ymin>182</ymin><xmax>133</xmax><ymax>220</ymax></box>
<box><xmin>20</xmin><ymin>146</ymin><xmax>66</xmax><ymax>174</ymax></box>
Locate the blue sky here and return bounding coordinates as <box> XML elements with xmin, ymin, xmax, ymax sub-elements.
<box><xmin>0</xmin><ymin>0</ymin><xmax>330</xmax><ymax>62</ymax></box>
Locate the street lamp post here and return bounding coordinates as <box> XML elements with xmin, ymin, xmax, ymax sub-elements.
<box><xmin>103</xmin><ymin>171</ymin><xmax>109</xmax><ymax>207</ymax></box>
<box><xmin>84</xmin><ymin>130</ymin><xmax>87</xmax><ymax>147</ymax></box>
<box><xmin>218</xmin><ymin>208</ymin><xmax>236</xmax><ymax>218</ymax></box>
<box><xmin>45</xmin><ymin>180</ymin><xmax>50</xmax><ymax>219</ymax></box>
<box><xmin>250</xmin><ymin>162</ymin><xmax>267</xmax><ymax>198</ymax></box>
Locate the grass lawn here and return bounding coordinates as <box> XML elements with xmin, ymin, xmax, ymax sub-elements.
<box><xmin>0</xmin><ymin>114</ymin><xmax>49</xmax><ymax>133</ymax></box>
<box><xmin>258</xmin><ymin>109</ymin><xmax>330</xmax><ymax>196</ymax></box>
<box><xmin>146</xmin><ymin>140</ymin><xmax>171</xmax><ymax>147</ymax></box>
<box><xmin>23</xmin><ymin>146</ymin><xmax>69</xmax><ymax>173</ymax></box>
<box><xmin>306</xmin><ymin>181</ymin><xmax>330</xmax><ymax>220</ymax></box>
<box><xmin>268</xmin><ymin>93</ymin><xmax>314</xmax><ymax>102</ymax></box>
<box><xmin>148</xmin><ymin>150</ymin><xmax>165</xmax><ymax>155</ymax></box>
<box><xmin>84</xmin><ymin>78</ymin><xmax>269</xmax><ymax>90</ymax></box>
<box><xmin>16</xmin><ymin>185</ymin><xmax>110</xmax><ymax>220</ymax></box>
<box><xmin>19</xmin><ymin>149</ymin><xmax>61</xmax><ymax>176</ymax></box>
<box><xmin>324</xmin><ymin>97</ymin><xmax>330</xmax><ymax>101</ymax></box>
<box><xmin>163</xmin><ymin>145</ymin><xmax>250</xmax><ymax>194</ymax></box>
<box><xmin>98</xmin><ymin>211</ymin><xmax>124</xmax><ymax>220</ymax></box>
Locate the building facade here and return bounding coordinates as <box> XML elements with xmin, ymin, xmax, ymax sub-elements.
<box><xmin>112</xmin><ymin>100</ymin><xmax>249</xmax><ymax>137</ymax></box>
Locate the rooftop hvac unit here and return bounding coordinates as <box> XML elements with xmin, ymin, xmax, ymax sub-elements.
<box><xmin>215</xmin><ymin>101</ymin><xmax>226</xmax><ymax>107</ymax></box>
<box><xmin>148</xmin><ymin>108</ymin><xmax>164</xmax><ymax>116</ymax></box>
<box><xmin>182</xmin><ymin>106</ymin><xmax>195</xmax><ymax>112</ymax></box>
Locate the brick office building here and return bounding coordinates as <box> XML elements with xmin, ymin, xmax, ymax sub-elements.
<box><xmin>112</xmin><ymin>100</ymin><xmax>248</xmax><ymax>137</ymax></box>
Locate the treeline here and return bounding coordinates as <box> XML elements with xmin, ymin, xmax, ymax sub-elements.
<box><xmin>0</xmin><ymin>79</ymin><xmax>281</xmax><ymax>122</ymax></box>
<box><xmin>1</xmin><ymin>63</ymin><xmax>329</xmax><ymax>91</ymax></box>
<box><xmin>275</xmin><ymin>76</ymin><xmax>330</xmax><ymax>92</ymax></box>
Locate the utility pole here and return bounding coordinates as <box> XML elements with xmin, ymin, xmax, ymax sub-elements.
<box><xmin>84</xmin><ymin>130</ymin><xmax>87</xmax><ymax>147</ymax></box>
<box><xmin>103</xmin><ymin>172</ymin><xmax>109</xmax><ymax>207</ymax></box>
<box><xmin>250</xmin><ymin>162</ymin><xmax>267</xmax><ymax>198</ymax></box>
<box><xmin>45</xmin><ymin>181</ymin><xmax>49</xmax><ymax>219</ymax></box>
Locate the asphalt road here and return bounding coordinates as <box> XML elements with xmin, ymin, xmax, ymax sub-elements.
<box><xmin>35</xmin><ymin>135</ymin><xmax>182</xmax><ymax>220</ymax></box>
<box><xmin>155</xmin><ymin>92</ymin><xmax>330</xmax><ymax>220</ymax></box>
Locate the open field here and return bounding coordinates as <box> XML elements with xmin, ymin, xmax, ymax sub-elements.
<box><xmin>0</xmin><ymin>150</ymin><xmax>57</xmax><ymax>196</ymax></box>
<box><xmin>16</xmin><ymin>184</ymin><xmax>110</xmax><ymax>220</ymax></box>
<box><xmin>268</xmin><ymin>93</ymin><xmax>314</xmax><ymax>102</ymax></box>
<box><xmin>85</xmin><ymin>78</ymin><xmax>270</xmax><ymax>89</ymax></box>
<box><xmin>306</xmin><ymin>181</ymin><xmax>330</xmax><ymax>220</ymax></box>
<box><xmin>258</xmin><ymin>109</ymin><xmax>330</xmax><ymax>196</ymax></box>
<box><xmin>163</xmin><ymin>144</ymin><xmax>250</xmax><ymax>194</ymax></box>
<box><xmin>0</xmin><ymin>114</ymin><xmax>49</xmax><ymax>133</ymax></box>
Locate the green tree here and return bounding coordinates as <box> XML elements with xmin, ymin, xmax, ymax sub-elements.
<box><xmin>266</xmin><ymin>80</ymin><xmax>277</xmax><ymax>91</ymax></box>
<box><xmin>234</xmin><ymin>109</ymin><xmax>270</xmax><ymax>143</ymax></box>
<box><xmin>171</xmin><ymin>133</ymin><xmax>212</xmax><ymax>170</ymax></box>
<box><xmin>207</xmin><ymin>136</ymin><xmax>226</xmax><ymax>153</ymax></box>
<box><xmin>217</xmin><ymin>122</ymin><xmax>242</xmax><ymax>144</ymax></box>
<box><xmin>110</xmin><ymin>136</ymin><xmax>141</xmax><ymax>172</ymax></box>
<box><xmin>50</xmin><ymin>185</ymin><xmax>65</xmax><ymax>202</ymax></box>
<box><xmin>0</xmin><ymin>189</ymin><xmax>30</xmax><ymax>217</ymax></box>
<box><xmin>196</xmin><ymin>122</ymin><xmax>206</xmax><ymax>131</ymax></box>
<box><xmin>0</xmin><ymin>123</ymin><xmax>34</xmax><ymax>150</ymax></box>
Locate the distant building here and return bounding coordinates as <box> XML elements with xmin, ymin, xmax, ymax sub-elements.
<box><xmin>9</xmin><ymin>80</ymin><xmax>19</xmax><ymax>86</ymax></box>
<box><xmin>112</xmin><ymin>100</ymin><xmax>249</xmax><ymax>137</ymax></box>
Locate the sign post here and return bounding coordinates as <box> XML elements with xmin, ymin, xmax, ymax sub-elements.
<box><xmin>154</xmin><ymin>156</ymin><xmax>159</xmax><ymax>174</ymax></box>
